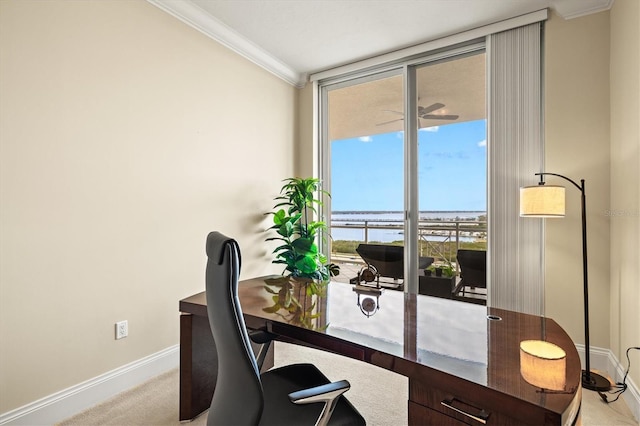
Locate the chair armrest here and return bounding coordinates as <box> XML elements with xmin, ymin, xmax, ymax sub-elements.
<box><xmin>289</xmin><ymin>379</ymin><xmax>350</xmax><ymax>403</ymax></box>
<box><xmin>248</xmin><ymin>329</ymin><xmax>277</xmax><ymax>344</ymax></box>
<box><xmin>289</xmin><ymin>380</ymin><xmax>351</xmax><ymax>426</ymax></box>
<box><xmin>248</xmin><ymin>329</ymin><xmax>277</xmax><ymax>369</ymax></box>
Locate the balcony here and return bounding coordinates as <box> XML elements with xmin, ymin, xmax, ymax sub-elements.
<box><xmin>330</xmin><ymin>217</ymin><xmax>487</xmax><ymax>286</ymax></box>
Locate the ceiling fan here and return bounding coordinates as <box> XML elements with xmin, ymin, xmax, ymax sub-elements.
<box><xmin>376</xmin><ymin>102</ymin><xmax>459</xmax><ymax>126</ymax></box>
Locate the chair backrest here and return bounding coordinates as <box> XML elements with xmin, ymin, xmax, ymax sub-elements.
<box><xmin>205</xmin><ymin>232</ymin><xmax>263</xmax><ymax>426</ymax></box>
<box><xmin>456</xmin><ymin>249</ymin><xmax>487</xmax><ymax>288</ymax></box>
<box><xmin>356</xmin><ymin>244</ymin><xmax>404</xmax><ymax>278</ymax></box>
<box><xmin>356</xmin><ymin>244</ymin><xmax>434</xmax><ymax>279</ymax></box>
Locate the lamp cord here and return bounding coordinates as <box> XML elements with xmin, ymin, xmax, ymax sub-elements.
<box><xmin>598</xmin><ymin>346</ymin><xmax>640</xmax><ymax>404</ymax></box>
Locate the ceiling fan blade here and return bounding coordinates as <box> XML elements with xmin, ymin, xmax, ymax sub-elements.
<box><xmin>380</xmin><ymin>103</ymin><xmax>456</xmax><ymax>125</ymax></box>
<box><xmin>421</xmin><ymin>114</ymin><xmax>459</xmax><ymax>120</ymax></box>
<box><xmin>376</xmin><ymin>118</ymin><xmax>404</xmax><ymax>126</ymax></box>
<box><xmin>420</xmin><ymin>102</ymin><xmax>445</xmax><ymax>115</ymax></box>
<box><xmin>381</xmin><ymin>109</ymin><xmax>405</xmax><ymax>116</ymax></box>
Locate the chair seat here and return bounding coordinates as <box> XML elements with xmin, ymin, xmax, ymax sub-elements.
<box><xmin>259</xmin><ymin>363</ymin><xmax>366</xmax><ymax>426</ymax></box>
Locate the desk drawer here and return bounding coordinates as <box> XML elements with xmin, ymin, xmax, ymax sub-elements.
<box><xmin>410</xmin><ymin>381</ymin><xmax>522</xmax><ymax>426</ymax></box>
<box><xmin>409</xmin><ymin>401</ymin><xmax>469</xmax><ymax>425</ymax></box>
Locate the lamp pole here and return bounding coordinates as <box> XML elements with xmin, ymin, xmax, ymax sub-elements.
<box><xmin>534</xmin><ymin>173</ymin><xmax>610</xmax><ymax>391</ymax></box>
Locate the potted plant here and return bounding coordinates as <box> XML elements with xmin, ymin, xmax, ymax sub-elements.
<box><xmin>439</xmin><ymin>263</ymin><xmax>455</xmax><ymax>278</ymax></box>
<box><xmin>263</xmin><ymin>177</ymin><xmax>339</xmax><ymax>326</ymax></box>
<box><xmin>426</xmin><ymin>262</ymin><xmax>455</xmax><ymax>278</ymax></box>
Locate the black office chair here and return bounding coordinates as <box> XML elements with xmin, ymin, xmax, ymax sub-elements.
<box><xmin>454</xmin><ymin>249</ymin><xmax>487</xmax><ymax>297</ymax></box>
<box><xmin>205</xmin><ymin>231</ymin><xmax>366</xmax><ymax>426</ymax></box>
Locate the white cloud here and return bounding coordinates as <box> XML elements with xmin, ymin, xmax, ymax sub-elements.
<box><xmin>359</xmin><ymin>136</ymin><xmax>372</xmax><ymax>142</ymax></box>
<box><xmin>478</xmin><ymin>139</ymin><xmax>487</xmax><ymax>147</ymax></box>
<box><xmin>419</xmin><ymin>126</ymin><xmax>439</xmax><ymax>132</ymax></box>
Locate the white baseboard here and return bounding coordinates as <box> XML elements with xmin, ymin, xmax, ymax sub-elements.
<box><xmin>0</xmin><ymin>345</ymin><xmax>179</xmax><ymax>426</ymax></box>
<box><xmin>575</xmin><ymin>344</ymin><xmax>640</xmax><ymax>421</ymax></box>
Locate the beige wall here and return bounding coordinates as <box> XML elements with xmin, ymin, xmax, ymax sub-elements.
<box><xmin>609</xmin><ymin>0</ymin><xmax>640</xmax><ymax>386</ymax></box>
<box><xmin>544</xmin><ymin>11</ymin><xmax>611</xmax><ymax>351</ymax></box>
<box><xmin>0</xmin><ymin>0</ymin><xmax>295</xmax><ymax>412</ymax></box>
<box><xmin>546</xmin><ymin>2</ymin><xmax>640</xmax><ymax>388</ymax></box>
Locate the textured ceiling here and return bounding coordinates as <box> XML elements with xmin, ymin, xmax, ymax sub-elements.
<box><xmin>149</xmin><ymin>0</ymin><xmax>613</xmax><ymax>86</ymax></box>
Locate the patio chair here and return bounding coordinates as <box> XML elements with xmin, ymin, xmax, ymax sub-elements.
<box><xmin>354</xmin><ymin>244</ymin><xmax>433</xmax><ymax>286</ymax></box>
<box><xmin>454</xmin><ymin>249</ymin><xmax>487</xmax><ymax>297</ymax></box>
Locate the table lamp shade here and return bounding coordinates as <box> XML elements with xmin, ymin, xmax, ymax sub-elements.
<box><xmin>520</xmin><ymin>185</ymin><xmax>566</xmax><ymax>217</ymax></box>
<box><xmin>520</xmin><ymin>340</ymin><xmax>567</xmax><ymax>391</ymax></box>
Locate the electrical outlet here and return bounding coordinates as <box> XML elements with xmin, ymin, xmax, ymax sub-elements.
<box><xmin>115</xmin><ymin>320</ymin><xmax>128</xmax><ymax>340</ymax></box>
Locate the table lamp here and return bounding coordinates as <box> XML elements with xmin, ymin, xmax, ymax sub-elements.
<box><xmin>520</xmin><ymin>172</ymin><xmax>610</xmax><ymax>392</ymax></box>
<box><xmin>520</xmin><ymin>340</ymin><xmax>567</xmax><ymax>391</ymax></box>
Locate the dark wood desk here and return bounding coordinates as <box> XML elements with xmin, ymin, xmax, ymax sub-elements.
<box><xmin>179</xmin><ymin>277</ymin><xmax>581</xmax><ymax>425</ymax></box>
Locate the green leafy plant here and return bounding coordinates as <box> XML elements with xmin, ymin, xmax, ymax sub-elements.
<box><xmin>427</xmin><ymin>262</ymin><xmax>456</xmax><ymax>278</ymax></box>
<box><xmin>439</xmin><ymin>263</ymin><xmax>456</xmax><ymax>278</ymax></box>
<box><xmin>261</xmin><ymin>276</ymin><xmax>327</xmax><ymax>330</ymax></box>
<box><xmin>266</xmin><ymin>177</ymin><xmax>340</xmax><ymax>285</ymax></box>
<box><xmin>263</xmin><ymin>178</ymin><xmax>339</xmax><ymax>325</ymax></box>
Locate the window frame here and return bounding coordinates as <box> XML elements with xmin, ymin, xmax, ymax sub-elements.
<box><xmin>318</xmin><ymin>42</ymin><xmax>486</xmax><ymax>295</ymax></box>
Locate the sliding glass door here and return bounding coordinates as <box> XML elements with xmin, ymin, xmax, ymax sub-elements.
<box><xmin>324</xmin><ymin>70</ymin><xmax>406</xmax><ymax>288</ymax></box>
<box><xmin>321</xmin><ymin>48</ymin><xmax>486</xmax><ymax>296</ymax></box>
<box><xmin>329</xmin><ymin>73</ymin><xmax>404</xmax><ymax>226</ymax></box>
<box><xmin>415</xmin><ymin>52</ymin><xmax>487</xmax><ymax>298</ymax></box>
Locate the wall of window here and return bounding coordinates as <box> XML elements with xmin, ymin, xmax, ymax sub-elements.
<box><xmin>315</xmin><ymin>15</ymin><xmax>546</xmax><ymax>314</ymax></box>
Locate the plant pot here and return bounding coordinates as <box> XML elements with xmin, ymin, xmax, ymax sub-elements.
<box><xmin>435</xmin><ymin>268</ymin><xmax>443</xmax><ymax>277</ymax></box>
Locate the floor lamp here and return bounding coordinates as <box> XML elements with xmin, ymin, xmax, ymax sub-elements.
<box><xmin>520</xmin><ymin>172</ymin><xmax>611</xmax><ymax>392</ymax></box>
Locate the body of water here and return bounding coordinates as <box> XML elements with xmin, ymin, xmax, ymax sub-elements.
<box><xmin>330</xmin><ymin>211</ymin><xmax>486</xmax><ymax>243</ymax></box>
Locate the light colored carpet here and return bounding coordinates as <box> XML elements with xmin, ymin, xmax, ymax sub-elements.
<box><xmin>58</xmin><ymin>342</ymin><xmax>637</xmax><ymax>425</ymax></box>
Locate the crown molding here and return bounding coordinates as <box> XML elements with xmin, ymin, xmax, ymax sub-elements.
<box><xmin>146</xmin><ymin>0</ymin><xmax>306</xmax><ymax>88</ymax></box>
<box><xmin>552</xmin><ymin>0</ymin><xmax>614</xmax><ymax>20</ymax></box>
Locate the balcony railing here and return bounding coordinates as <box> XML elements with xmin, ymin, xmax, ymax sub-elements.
<box><xmin>330</xmin><ymin>219</ymin><xmax>487</xmax><ymax>273</ymax></box>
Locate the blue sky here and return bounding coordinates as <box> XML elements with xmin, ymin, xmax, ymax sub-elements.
<box><xmin>330</xmin><ymin>119</ymin><xmax>487</xmax><ymax>211</ymax></box>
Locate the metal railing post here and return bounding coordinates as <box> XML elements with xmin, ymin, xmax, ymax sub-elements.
<box><xmin>364</xmin><ymin>221</ymin><xmax>369</xmax><ymax>243</ymax></box>
<box><xmin>455</xmin><ymin>222</ymin><xmax>460</xmax><ymax>274</ymax></box>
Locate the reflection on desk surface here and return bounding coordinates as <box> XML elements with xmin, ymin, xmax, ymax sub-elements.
<box><xmin>241</xmin><ymin>277</ymin><xmax>490</xmax><ymax>385</ymax></box>
<box><xmin>327</xmin><ymin>281</ymin><xmax>488</xmax><ymax>383</ymax></box>
<box><xmin>416</xmin><ymin>294</ymin><xmax>488</xmax><ymax>382</ymax></box>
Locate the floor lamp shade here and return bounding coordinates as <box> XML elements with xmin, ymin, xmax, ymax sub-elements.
<box><xmin>520</xmin><ymin>185</ymin><xmax>565</xmax><ymax>217</ymax></box>
<box><xmin>520</xmin><ymin>340</ymin><xmax>567</xmax><ymax>391</ymax></box>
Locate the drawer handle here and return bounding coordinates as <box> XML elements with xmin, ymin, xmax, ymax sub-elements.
<box><xmin>441</xmin><ymin>398</ymin><xmax>490</xmax><ymax>424</ymax></box>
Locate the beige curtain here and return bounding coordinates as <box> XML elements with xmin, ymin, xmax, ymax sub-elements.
<box><xmin>487</xmin><ymin>22</ymin><xmax>545</xmax><ymax>315</ymax></box>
